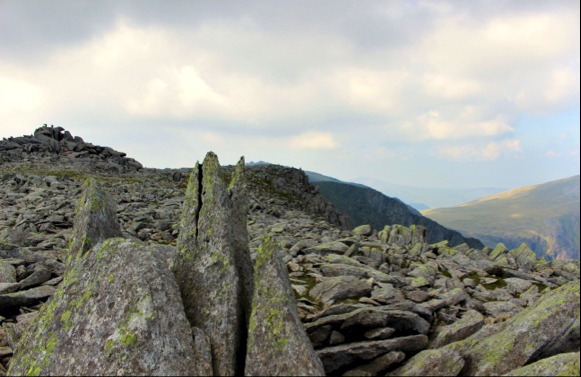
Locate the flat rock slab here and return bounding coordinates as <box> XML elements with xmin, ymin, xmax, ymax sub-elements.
<box><xmin>387</xmin><ymin>348</ymin><xmax>464</xmax><ymax>376</ymax></box>
<box><xmin>0</xmin><ymin>285</ymin><xmax>56</xmax><ymax>312</ymax></box>
<box><xmin>317</xmin><ymin>334</ymin><xmax>428</xmax><ymax>375</ymax></box>
<box><xmin>310</xmin><ymin>275</ymin><xmax>372</xmax><ymax>305</ymax></box>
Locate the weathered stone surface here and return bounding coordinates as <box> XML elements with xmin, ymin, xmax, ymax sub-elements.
<box><xmin>387</xmin><ymin>348</ymin><xmax>464</xmax><ymax>376</ymax></box>
<box><xmin>370</xmin><ymin>283</ymin><xmax>405</xmax><ymax>304</ymax></box>
<box><xmin>343</xmin><ymin>351</ymin><xmax>405</xmax><ymax>376</ymax></box>
<box><xmin>8</xmin><ymin>238</ymin><xmax>197</xmax><ymax>376</ymax></box>
<box><xmin>502</xmin><ymin>351</ymin><xmax>580</xmax><ymax>376</ymax></box>
<box><xmin>445</xmin><ymin>280</ymin><xmax>580</xmax><ymax>376</ymax></box>
<box><xmin>317</xmin><ymin>335</ymin><xmax>428</xmax><ymax>375</ymax></box>
<box><xmin>228</xmin><ymin>157</ymin><xmax>255</xmax><ymax>332</ymax></box>
<box><xmin>0</xmin><ymin>261</ymin><xmax>16</xmax><ymax>283</ymax></box>
<box><xmin>246</xmin><ymin>235</ymin><xmax>325</xmax><ymax>376</ymax></box>
<box><xmin>310</xmin><ymin>276</ymin><xmax>372</xmax><ymax>306</ymax></box>
<box><xmin>352</xmin><ymin>224</ymin><xmax>373</xmax><ymax>237</ymax></box>
<box><xmin>0</xmin><ymin>282</ymin><xmax>20</xmax><ymax>295</ymax></box>
<box><xmin>421</xmin><ymin>288</ymin><xmax>468</xmax><ymax>311</ymax></box>
<box><xmin>69</xmin><ymin>177</ymin><xmax>122</xmax><ymax>262</ymax></box>
<box><xmin>429</xmin><ymin>309</ymin><xmax>484</xmax><ymax>348</ymax></box>
<box><xmin>319</xmin><ymin>263</ymin><xmax>396</xmax><ymax>284</ymax></box>
<box><xmin>364</xmin><ymin>327</ymin><xmax>396</xmax><ymax>340</ymax></box>
<box><xmin>172</xmin><ymin>152</ymin><xmax>249</xmax><ymax>376</ymax></box>
<box><xmin>191</xmin><ymin>327</ymin><xmax>213</xmax><ymax>376</ymax></box>
<box><xmin>0</xmin><ymin>285</ymin><xmax>56</xmax><ymax>311</ymax></box>
<box><xmin>483</xmin><ymin>301</ymin><xmax>522</xmax><ymax>317</ymax></box>
<box><xmin>508</xmin><ymin>243</ymin><xmax>538</xmax><ymax>272</ymax></box>
<box><xmin>16</xmin><ymin>267</ymin><xmax>51</xmax><ymax>290</ymax></box>
<box><xmin>339</xmin><ymin>308</ymin><xmax>430</xmax><ymax>336</ymax></box>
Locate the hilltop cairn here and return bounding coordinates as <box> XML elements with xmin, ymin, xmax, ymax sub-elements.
<box><xmin>0</xmin><ymin>124</ymin><xmax>143</xmax><ymax>173</ymax></box>
<box><xmin>7</xmin><ymin>152</ymin><xmax>324</xmax><ymax>376</ymax></box>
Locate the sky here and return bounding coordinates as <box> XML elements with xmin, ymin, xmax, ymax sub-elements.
<box><xmin>0</xmin><ymin>0</ymin><xmax>579</xmax><ymax>190</ymax></box>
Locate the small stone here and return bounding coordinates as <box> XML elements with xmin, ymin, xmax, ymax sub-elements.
<box><xmin>364</xmin><ymin>327</ymin><xmax>395</xmax><ymax>340</ymax></box>
<box><xmin>329</xmin><ymin>330</ymin><xmax>345</xmax><ymax>346</ymax></box>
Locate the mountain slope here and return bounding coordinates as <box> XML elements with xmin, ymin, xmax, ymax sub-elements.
<box><xmin>422</xmin><ymin>175</ymin><xmax>580</xmax><ymax>260</ymax></box>
<box><xmin>313</xmin><ymin>181</ymin><xmax>484</xmax><ymax>249</ymax></box>
<box><xmin>353</xmin><ymin>177</ymin><xmax>506</xmax><ymax>209</ymax></box>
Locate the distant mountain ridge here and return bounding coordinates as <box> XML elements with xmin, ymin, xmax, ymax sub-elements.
<box><xmin>352</xmin><ymin>177</ymin><xmax>507</xmax><ymax>209</ymax></box>
<box><xmin>423</xmin><ymin>175</ymin><xmax>580</xmax><ymax>260</ymax></box>
<box><xmin>313</xmin><ymin>180</ymin><xmax>484</xmax><ymax>249</ymax></box>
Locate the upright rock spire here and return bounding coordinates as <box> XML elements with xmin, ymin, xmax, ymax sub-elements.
<box><xmin>245</xmin><ymin>235</ymin><xmax>326</xmax><ymax>376</ymax></box>
<box><xmin>173</xmin><ymin>152</ymin><xmax>252</xmax><ymax>376</ymax></box>
<box><xmin>68</xmin><ymin>177</ymin><xmax>122</xmax><ymax>263</ymax></box>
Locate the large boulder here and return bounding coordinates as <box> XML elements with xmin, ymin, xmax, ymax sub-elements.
<box><xmin>245</xmin><ymin>235</ymin><xmax>325</xmax><ymax>376</ymax></box>
<box><xmin>445</xmin><ymin>280</ymin><xmax>580</xmax><ymax>376</ymax></box>
<box><xmin>8</xmin><ymin>238</ymin><xmax>198</xmax><ymax>376</ymax></box>
<box><xmin>172</xmin><ymin>152</ymin><xmax>252</xmax><ymax>376</ymax></box>
<box><xmin>68</xmin><ymin>178</ymin><xmax>122</xmax><ymax>263</ymax></box>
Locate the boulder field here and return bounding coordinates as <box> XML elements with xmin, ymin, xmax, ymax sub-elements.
<box><xmin>0</xmin><ymin>126</ymin><xmax>579</xmax><ymax>376</ymax></box>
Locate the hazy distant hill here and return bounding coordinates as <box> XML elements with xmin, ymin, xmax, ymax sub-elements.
<box><xmin>313</xmin><ymin>180</ymin><xmax>484</xmax><ymax>249</ymax></box>
<box><xmin>422</xmin><ymin>175</ymin><xmax>580</xmax><ymax>260</ymax></box>
<box><xmin>353</xmin><ymin>177</ymin><xmax>506</xmax><ymax>209</ymax></box>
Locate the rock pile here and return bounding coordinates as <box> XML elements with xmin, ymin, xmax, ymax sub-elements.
<box><xmin>5</xmin><ymin>152</ymin><xmax>324</xmax><ymax>376</ymax></box>
<box><xmin>248</xmin><ymin>208</ymin><xmax>580</xmax><ymax>376</ymax></box>
<box><xmin>0</xmin><ymin>124</ymin><xmax>142</xmax><ymax>173</ymax></box>
<box><xmin>0</xmin><ymin>127</ymin><xmax>579</xmax><ymax>376</ymax></box>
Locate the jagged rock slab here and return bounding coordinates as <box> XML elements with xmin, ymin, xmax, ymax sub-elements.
<box><xmin>8</xmin><ymin>238</ymin><xmax>197</xmax><ymax>376</ymax></box>
<box><xmin>245</xmin><ymin>235</ymin><xmax>325</xmax><ymax>376</ymax></box>
<box><xmin>172</xmin><ymin>152</ymin><xmax>251</xmax><ymax>376</ymax></box>
<box><xmin>69</xmin><ymin>177</ymin><xmax>122</xmax><ymax>262</ymax></box>
<box><xmin>445</xmin><ymin>280</ymin><xmax>580</xmax><ymax>376</ymax></box>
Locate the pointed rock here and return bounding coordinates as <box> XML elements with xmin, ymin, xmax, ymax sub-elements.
<box><xmin>8</xmin><ymin>239</ymin><xmax>197</xmax><ymax>376</ymax></box>
<box><xmin>173</xmin><ymin>152</ymin><xmax>250</xmax><ymax>376</ymax></box>
<box><xmin>245</xmin><ymin>235</ymin><xmax>325</xmax><ymax>376</ymax></box>
<box><xmin>228</xmin><ymin>157</ymin><xmax>255</xmax><ymax>331</ymax></box>
<box><xmin>69</xmin><ymin>178</ymin><xmax>122</xmax><ymax>263</ymax></box>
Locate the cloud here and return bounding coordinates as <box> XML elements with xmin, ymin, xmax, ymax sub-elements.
<box><xmin>545</xmin><ymin>150</ymin><xmax>561</xmax><ymax>158</ymax></box>
<box><xmin>0</xmin><ymin>1</ymin><xmax>578</xmax><ymax>188</ymax></box>
<box><xmin>288</xmin><ymin>131</ymin><xmax>339</xmax><ymax>150</ymax></box>
<box><xmin>438</xmin><ymin>139</ymin><xmax>522</xmax><ymax>160</ymax></box>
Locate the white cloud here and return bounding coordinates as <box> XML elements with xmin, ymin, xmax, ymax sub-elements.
<box><xmin>0</xmin><ymin>76</ymin><xmax>46</xmax><ymax>132</ymax></box>
<box><xmin>0</xmin><ymin>2</ymin><xmax>578</xmax><ymax>189</ymax></box>
<box><xmin>288</xmin><ymin>131</ymin><xmax>339</xmax><ymax>150</ymax></box>
<box><xmin>438</xmin><ymin>139</ymin><xmax>522</xmax><ymax>160</ymax></box>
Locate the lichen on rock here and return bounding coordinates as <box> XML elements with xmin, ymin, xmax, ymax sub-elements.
<box><xmin>68</xmin><ymin>177</ymin><xmax>122</xmax><ymax>263</ymax></box>
<box><xmin>8</xmin><ymin>238</ymin><xmax>197</xmax><ymax>376</ymax></box>
<box><xmin>172</xmin><ymin>152</ymin><xmax>251</xmax><ymax>376</ymax></box>
<box><xmin>245</xmin><ymin>234</ymin><xmax>325</xmax><ymax>376</ymax></box>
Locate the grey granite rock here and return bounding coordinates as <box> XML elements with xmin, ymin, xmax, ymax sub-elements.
<box><xmin>246</xmin><ymin>235</ymin><xmax>325</xmax><ymax>376</ymax></box>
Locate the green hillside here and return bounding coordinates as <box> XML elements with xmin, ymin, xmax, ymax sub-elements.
<box><xmin>422</xmin><ymin>175</ymin><xmax>580</xmax><ymax>260</ymax></box>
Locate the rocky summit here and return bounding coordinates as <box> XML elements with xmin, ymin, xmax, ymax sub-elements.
<box><xmin>0</xmin><ymin>126</ymin><xmax>579</xmax><ymax>376</ymax></box>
